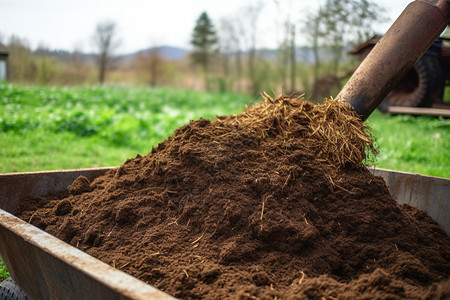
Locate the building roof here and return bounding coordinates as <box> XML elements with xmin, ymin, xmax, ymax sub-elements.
<box><xmin>0</xmin><ymin>47</ymin><xmax>9</xmax><ymax>59</ymax></box>
<box><xmin>348</xmin><ymin>34</ymin><xmax>383</xmax><ymax>55</ymax></box>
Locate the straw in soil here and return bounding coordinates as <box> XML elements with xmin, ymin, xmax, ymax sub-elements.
<box><xmin>220</xmin><ymin>92</ymin><xmax>378</xmax><ymax>168</ymax></box>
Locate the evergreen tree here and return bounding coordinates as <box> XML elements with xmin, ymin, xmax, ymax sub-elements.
<box><xmin>191</xmin><ymin>12</ymin><xmax>218</xmax><ymax>90</ymax></box>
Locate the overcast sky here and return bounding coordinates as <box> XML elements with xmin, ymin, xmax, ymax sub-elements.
<box><xmin>1</xmin><ymin>0</ymin><xmax>412</xmax><ymax>54</ymax></box>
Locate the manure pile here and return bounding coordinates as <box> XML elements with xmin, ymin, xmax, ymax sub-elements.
<box><xmin>19</xmin><ymin>94</ymin><xmax>450</xmax><ymax>299</ymax></box>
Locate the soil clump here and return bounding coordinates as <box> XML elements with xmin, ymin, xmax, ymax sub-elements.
<box><xmin>19</xmin><ymin>94</ymin><xmax>450</xmax><ymax>299</ymax></box>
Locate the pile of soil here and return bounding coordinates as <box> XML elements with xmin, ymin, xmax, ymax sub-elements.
<box><xmin>19</xmin><ymin>94</ymin><xmax>450</xmax><ymax>299</ymax></box>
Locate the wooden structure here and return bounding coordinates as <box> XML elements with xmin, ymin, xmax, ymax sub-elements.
<box><xmin>388</xmin><ymin>105</ymin><xmax>450</xmax><ymax>117</ymax></box>
<box><xmin>0</xmin><ymin>47</ymin><xmax>8</xmax><ymax>81</ymax></box>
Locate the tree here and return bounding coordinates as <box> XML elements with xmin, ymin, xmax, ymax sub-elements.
<box><xmin>319</xmin><ymin>0</ymin><xmax>386</xmax><ymax>75</ymax></box>
<box><xmin>147</xmin><ymin>47</ymin><xmax>164</xmax><ymax>87</ymax></box>
<box><xmin>0</xmin><ymin>32</ymin><xmax>5</xmax><ymax>47</ymax></box>
<box><xmin>239</xmin><ymin>2</ymin><xmax>264</xmax><ymax>95</ymax></box>
<box><xmin>304</xmin><ymin>7</ymin><xmax>324</xmax><ymax>82</ymax></box>
<box><xmin>7</xmin><ymin>36</ymin><xmax>34</xmax><ymax>82</ymax></box>
<box><xmin>66</xmin><ymin>44</ymin><xmax>92</xmax><ymax>84</ymax></box>
<box><xmin>217</xmin><ymin>16</ymin><xmax>244</xmax><ymax>92</ymax></box>
<box><xmin>273</xmin><ymin>0</ymin><xmax>297</xmax><ymax>92</ymax></box>
<box><xmin>289</xmin><ymin>24</ymin><xmax>296</xmax><ymax>92</ymax></box>
<box><xmin>190</xmin><ymin>12</ymin><xmax>218</xmax><ymax>90</ymax></box>
<box><xmin>303</xmin><ymin>0</ymin><xmax>386</xmax><ymax>80</ymax></box>
<box><xmin>219</xmin><ymin>15</ymin><xmax>246</xmax><ymax>92</ymax></box>
<box><xmin>92</xmin><ymin>21</ymin><xmax>120</xmax><ymax>84</ymax></box>
<box><xmin>218</xmin><ymin>18</ymin><xmax>234</xmax><ymax>78</ymax></box>
<box><xmin>34</xmin><ymin>44</ymin><xmax>57</xmax><ymax>84</ymax></box>
<box><xmin>134</xmin><ymin>44</ymin><xmax>167</xmax><ymax>87</ymax></box>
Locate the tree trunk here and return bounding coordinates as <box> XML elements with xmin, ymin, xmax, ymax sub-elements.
<box><xmin>98</xmin><ymin>53</ymin><xmax>107</xmax><ymax>84</ymax></box>
<box><xmin>235</xmin><ymin>50</ymin><xmax>242</xmax><ymax>92</ymax></box>
<box><xmin>290</xmin><ymin>24</ymin><xmax>296</xmax><ymax>92</ymax></box>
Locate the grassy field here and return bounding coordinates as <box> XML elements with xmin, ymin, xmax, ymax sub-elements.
<box><xmin>1</xmin><ymin>83</ymin><xmax>449</xmax><ymax>177</ymax></box>
<box><xmin>0</xmin><ymin>84</ymin><xmax>253</xmax><ymax>172</ymax></box>
<box><xmin>367</xmin><ymin>110</ymin><xmax>450</xmax><ymax>177</ymax></box>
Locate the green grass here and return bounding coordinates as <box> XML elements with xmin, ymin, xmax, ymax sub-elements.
<box><xmin>0</xmin><ymin>257</ymin><xmax>9</xmax><ymax>282</ymax></box>
<box><xmin>0</xmin><ymin>83</ymin><xmax>253</xmax><ymax>172</ymax></box>
<box><xmin>367</xmin><ymin>110</ymin><xmax>450</xmax><ymax>178</ymax></box>
<box><xmin>0</xmin><ymin>131</ymin><xmax>143</xmax><ymax>172</ymax></box>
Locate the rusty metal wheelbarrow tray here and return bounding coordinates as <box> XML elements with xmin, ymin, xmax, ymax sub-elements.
<box><xmin>0</xmin><ymin>167</ymin><xmax>449</xmax><ymax>300</ymax></box>
<box><xmin>0</xmin><ymin>167</ymin><xmax>174</xmax><ymax>300</ymax></box>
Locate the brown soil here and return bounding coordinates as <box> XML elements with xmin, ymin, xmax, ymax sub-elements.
<box><xmin>19</xmin><ymin>95</ymin><xmax>450</xmax><ymax>299</ymax></box>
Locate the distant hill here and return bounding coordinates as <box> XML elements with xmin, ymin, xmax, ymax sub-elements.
<box><xmin>35</xmin><ymin>45</ymin><xmax>347</xmax><ymax>65</ymax></box>
<box><xmin>120</xmin><ymin>46</ymin><xmax>190</xmax><ymax>61</ymax></box>
<box><xmin>36</xmin><ymin>49</ymin><xmax>96</xmax><ymax>62</ymax></box>
<box><xmin>258</xmin><ymin>46</ymin><xmax>352</xmax><ymax>64</ymax></box>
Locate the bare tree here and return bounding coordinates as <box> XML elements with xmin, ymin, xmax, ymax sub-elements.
<box><xmin>239</xmin><ymin>2</ymin><xmax>264</xmax><ymax>95</ymax></box>
<box><xmin>218</xmin><ymin>18</ymin><xmax>233</xmax><ymax>78</ymax></box>
<box><xmin>34</xmin><ymin>43</ymin><xmax>56</xmax><ymax>84</ymax></box>
<box><xmin>92</xmin><ymin>21</ymin><xmax>120</xmax><ymax>84</ymax></box>
<box><xmin>147</xmin><ymin>47</ymin><xmax>163</xmax><ymax>87</ymax></box>
<box><xmin>304</xmin><ymin>7</ymin><xmax>324</xmax><ymax>82</ymax></box>
<box><xmin>0</xmin><ymin>32</ymin><xmax>5</xmax><ymax>47</ymax></box>
<box><xmin>303</xmin><ymin>0</ymin><xmax>386</xmax><ymax>99</ymax></box>
<box><xmin>67</xmin><ymin>43</ymin><xmax>93</xmax><ymax>84</ymax></box>
<box><xmin>7</xmin><ymin>35</ymin><xmax>34</xmax><ymax>82</ymax></box>
<box><xmin>318</xmin><ymin>0</ymin><xmax>386</xmax><ymax>75</ymax></box>
<box><xmin>134</xmin><ymin>42</ymin><xmax>166</xmax><ymax>87</ymax></box>
<box><xmin>289</xmin><ymin>24</ymin><xmax>296</xmax><ymax>91</ymax></box>
<box><xmin>228</xmin><ymin>16</ymin><xmax>245</xmax><ymax>92</ymax></box>
<box><xmin>218</xmin><ymin>16</ymin><xmax>245</xmax><ymax>92</ymax></box>
<box><xmin>273</xmin><ymin>0</ymin><xmax>297</xmax><ymax>92</ymax></box>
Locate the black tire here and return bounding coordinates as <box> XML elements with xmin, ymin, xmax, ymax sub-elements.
<box><xmin>0</xmin><ymin>278</ymin><xmax>29</xmax><ymax>300</ymax></box>
<box><xmin>378</xmin><ymin>54</ymin><xmax>445</xmax><ymax>113</ymax></box>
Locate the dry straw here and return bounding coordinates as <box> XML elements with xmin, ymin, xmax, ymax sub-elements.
<box><xmin>221</xmin><ymin>92</ymin><xmax>378</xmax><ymax>168</ymax></box>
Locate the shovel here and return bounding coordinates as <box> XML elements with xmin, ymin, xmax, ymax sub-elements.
<box><xmin>336</xmin><ymin>0</ymin><xmax>450</xmax><ymax>121</ymax></box>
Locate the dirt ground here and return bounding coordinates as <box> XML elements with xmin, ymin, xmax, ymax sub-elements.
<box><xmin>19</xmin><ymin>95</ymin><xmax>450</xmax><ymax>299</ymax></box>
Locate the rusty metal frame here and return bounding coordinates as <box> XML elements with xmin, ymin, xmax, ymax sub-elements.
<box><xmin>0</xmin><ymin>167</ymin><xmax>174</xmax><ymax>300</ymax></box>
<box><xmin>0</xmin><ymin>167</ymin><xmax>448</xmax><ymax>299</ymax></box>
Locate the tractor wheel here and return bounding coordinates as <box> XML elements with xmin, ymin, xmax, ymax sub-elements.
<box><xmin>378</xmin><ymin>54</ymin><xmax>445</xmax><ymax>112</ymax></box>
<box><xmin>0</xmin><ymin>278</ymin><xmax>29</xmax><ymax>300</ymax></box>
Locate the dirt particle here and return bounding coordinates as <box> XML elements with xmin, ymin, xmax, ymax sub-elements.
<box><xmin>54</xmin><ymin>199</ymin><xmax>72</xmax><ymax>216</ymax></box>
<box><xmin>67</xmin><ymin>176</ymin><xmax>91</xmax><ymax>195</ymax></box>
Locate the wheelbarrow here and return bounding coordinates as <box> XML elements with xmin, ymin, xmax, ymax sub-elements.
<box><xmin>0</xmin><ymin>1</ymin><xmax>450</xmax><ymax>299</ymax></box>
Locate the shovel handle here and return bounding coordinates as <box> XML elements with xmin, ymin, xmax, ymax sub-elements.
<box><xmin>336</xmin><ymin>0</ymin><xmax>450</xmax><ymax>121</ymax></box>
